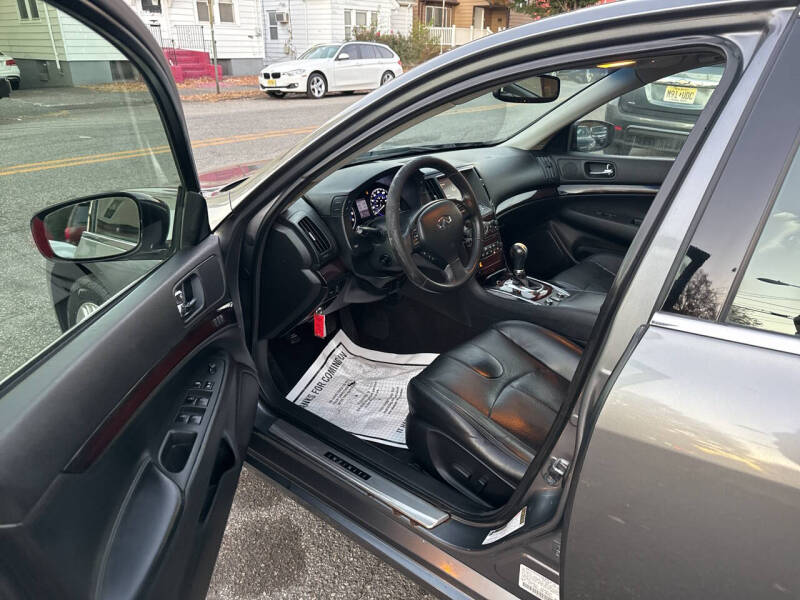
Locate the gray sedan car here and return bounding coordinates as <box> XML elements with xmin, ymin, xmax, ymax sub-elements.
<box><xmin>5</xmin><ymin>1</ymin><xmax>800</xmax><ymax>600</ymax></box>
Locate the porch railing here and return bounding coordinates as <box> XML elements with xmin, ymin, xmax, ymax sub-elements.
<box><xmin>171</xmin><ymin>24</ymin><xmax>207</xmax><ymax>52</ymax></box>
<box><xmin>429</xmin><ymin>25</ymin><xmax>493</xmax><ymax>49</ymax></box>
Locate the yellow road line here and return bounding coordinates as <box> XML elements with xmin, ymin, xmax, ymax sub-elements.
<box><xmin>0</xmin><ymin>126</ymin><xmax>318</xmax><ymax>177</ymax></box>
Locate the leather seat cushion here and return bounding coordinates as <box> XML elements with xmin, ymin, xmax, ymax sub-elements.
<box><xmin>407</xmin><ymin>321</ymin><xmax>581</xmax><ymax>485</ymax></box>
<box><xmin>551</xmin><ymin>252</ymin><xmax>624</xmax><ymax>294</ymax></box>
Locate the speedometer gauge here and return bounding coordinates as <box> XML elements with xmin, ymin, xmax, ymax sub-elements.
<box><xmin>369</xmin><ymin>187</ymin><xmax>388</xmax><ymax>216</ymax></box>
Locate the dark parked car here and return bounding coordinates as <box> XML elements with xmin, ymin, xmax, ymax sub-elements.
<box><xmin>605</xmin><ymin>65</ymin><xmax>725</xmax><ymax>155</ymax></box>
<box><xmin>5</xmin><ymin>1</ymin><xmax>800</xmax><ymax>600</ymax></box>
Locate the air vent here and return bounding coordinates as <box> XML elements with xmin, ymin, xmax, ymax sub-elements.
<box><xmin>537</xmin><ymin>156</ymin><xmax>558</xmax><ymax>184</ymax></box>
<box><xmin>425</xmin><ymin>178</ymin><xmax>445</xmax><ymax>200</ymax></box>
<box><xmin>298</xmin><ymin>217</ymin><xmax>331</xmax><ymax>254</ymax></box>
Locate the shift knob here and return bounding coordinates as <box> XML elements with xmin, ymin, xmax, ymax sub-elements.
<box><xmin>509</xmin><ymin>242</ymin><xmax>528</xmax><ymax>283</ymax></box>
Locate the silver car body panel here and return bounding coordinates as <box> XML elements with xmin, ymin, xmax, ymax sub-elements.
<box><xmin>564</xmin><ymin>317</ymin><xmax>800</xmax><ymax>599</ymax></box>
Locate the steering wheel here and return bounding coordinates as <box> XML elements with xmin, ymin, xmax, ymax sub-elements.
<box><xmin>386</xmin><ymin>156</ymin><xmax>484</xmax><ymax>293</ymax></box>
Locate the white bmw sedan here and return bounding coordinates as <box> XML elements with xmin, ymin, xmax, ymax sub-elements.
<box><xmin>259</xmin><ymin>42</ymin><xmax>403</xmax><ymax>99</ymax></box>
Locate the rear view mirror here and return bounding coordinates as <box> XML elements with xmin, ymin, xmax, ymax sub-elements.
<box><xmin>572</xmin><ymin>120</ymin><xmax>615</xmax><ymax>152</ymax></box>
<box><xmin>0</xmin><ymin>78</ymin><xmax>10</xmax><ymax>99</ymax></box>
<box><xmin>493</xmin><ymin>75</ymin><xmax>560</xmax><ymax>103</ymax></box>
<box><xmin>30</xmin><ymin>192</ymin><xmax>171</xmax><ymax>262</ymax></box>
<box><xmin>337</xmin><ymin>52</ymin><xmax>350</xmax><ymax>61</ymax></box>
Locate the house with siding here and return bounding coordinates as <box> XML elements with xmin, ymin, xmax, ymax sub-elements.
<box><xmin>129</xmin><ymin>0</ymin><xmax>264</xmax><ymax>76</ymax></box>
<box><xmin>260</xmin><ymin>0</ymin><xmax>416</xmax><ymax>64</ymax></box>
<box><xmin>0</xmin><ymin>0</ymin><xmax>265</xmax><ymax>87</ymax></box>
<box><xmin>417</xmin><ymin>0</ymin><xmax>533</xmax><ymax>33</ymax></box>
<box><xmin>0</xmin><ymin>0</ymin><xmax>129</xmax><ymax>87</ymax></box>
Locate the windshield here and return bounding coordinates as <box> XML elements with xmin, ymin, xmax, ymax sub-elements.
<box><xmin>361</xmin><ymin>68</ymin><xmax>609</xmax><ymax>158</ymax></box>
<box><xmin>299</xmin><ymin>45</ymin><xmax>340</xmax><ymax>60</ymax></box>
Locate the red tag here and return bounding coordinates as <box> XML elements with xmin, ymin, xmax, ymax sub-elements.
<box><xmin>313</xmin><ymin>312</ymin><xmax>326</xmax><ymax>338</ymax></box>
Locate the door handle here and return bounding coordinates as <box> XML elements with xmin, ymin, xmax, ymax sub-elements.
<box><xmin>586</xmin><ymin>162</ymin><xmax>616</xmax><ymax>177</ymax></box>
<box><xmin>174</xmin><ymin>274</ymin><xmax>203</xmax><ymax>320</ymax></box>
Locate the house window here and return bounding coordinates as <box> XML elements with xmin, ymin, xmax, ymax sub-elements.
<box><xmin>344</xmin><ymin>9</ymin><xmax>377</xmax><ymax>40</ymax></box>
<box><xmin>267</xmin><ymin>10</ymin><xmax>278</xmax><ymax>40</ymax></box>
<box><xmin>218</xmin><ymin>0</ymin><xmax>234</xmax><ymax>23</ymax></box>
<box><xmin>425</xmin><ymin>4</ymin><xmax>451</xmax><ymax>27</ymax></box>
<box><xmin>196</xmin><ymin>0</ymin><xmax>210</xmax><ymax>22</ymax></box>
<box><xmin>473</xmin><ymin>6</ymin><xmax>485</xmax><ymax>29</ymax></box>
<box><xmin>197</xmin><ymin>0</ymin><xmax>234</xmax><ymax>23</ymax></box>
<box><xmin>141</xmin><ymin>0</ymin><xmax>162</xmax><ymax>14</ymax></box>
<box><xmin>17</xmin><ymin>0</ymin><xmax>40</xmax><ymax>20</ymax></box>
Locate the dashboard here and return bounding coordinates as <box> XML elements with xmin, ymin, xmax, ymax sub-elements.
<box><xmin>254</xmin><ymin>146</ymin><xmax>562</xmax><ymax>337</ymax></box>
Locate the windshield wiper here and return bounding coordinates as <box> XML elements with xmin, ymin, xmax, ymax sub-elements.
<box><xmin>350</xmin><ymin>141</ymin><xmax>493</xmax><ymax>165</ymax></box>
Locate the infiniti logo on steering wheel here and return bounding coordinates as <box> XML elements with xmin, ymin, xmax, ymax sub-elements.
<box><xmin>436</xmin><ymin>215</ymin><xmax>453</xmax><ymax>230</ymax></box>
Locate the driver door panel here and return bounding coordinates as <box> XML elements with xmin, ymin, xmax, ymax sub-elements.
<box><xmin>0</xmin><ymin>238</ymin><xmax>258</xmax><ymax>600</ymax></box>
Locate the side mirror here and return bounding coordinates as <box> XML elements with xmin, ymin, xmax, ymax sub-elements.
<box><xmin>337</xmin><ymin>52</ymin><xmax>350</xmax><ymax>61</ymax></box>
<box><xmin>492</xmin><ymin>75</ymin><xmax>560</xmax><ymax>103</ymax></box>
<box><xmin>30</xmin><ymin>192</ymin><xmax>171</xmax><ymax>262</ymax></box>
<box><xmin>571</xmin><ymin>120</ymin><xmax>615</xmax><ymax>152</ymax></box>
<box><xmin>0</xmin><ymin>78</ymin><xmax>11</xmax><ymax>99</ymax></box>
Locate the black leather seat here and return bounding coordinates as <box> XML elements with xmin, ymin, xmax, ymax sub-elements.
<box><xmin>406</xmin><ymin>321</ymin><xmax>581</xmax><ymax>506</ymax></box>
<box><xmin>551</xmin><ymin>252</ymin><xmax>623</xmax><ymax>294</ymax></box>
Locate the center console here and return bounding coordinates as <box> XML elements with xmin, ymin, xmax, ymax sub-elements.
<box><xmin>474</xmin><ymin>215</ymin><xmax>572</xmax><ymax>307</ymax></box>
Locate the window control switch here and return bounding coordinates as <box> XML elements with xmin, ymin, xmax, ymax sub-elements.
<box><xmin>189</xmin><ymin>415</ymin><xmax>202</xmax><ymax>425</ymax></box>
<box><xmin>175</xmin><ymin>413</ymin><xmax>189</xmax><ymax>424</ymax></box>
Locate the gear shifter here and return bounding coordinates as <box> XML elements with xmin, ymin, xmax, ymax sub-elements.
<box><xmin>509</xmin><ymin>242</ymin><xmax>528</xmax><ymax>285</ymax></box>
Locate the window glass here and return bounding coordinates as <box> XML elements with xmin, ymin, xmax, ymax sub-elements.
<box><xmin>377</xmin><ymin>46</ymin><xmax>393</xmax><ymax>59</ymax></box>
<box><xmin>0</xmin><ymin>2</ymin><xmax>182</xmax><ymax>382</ymax></box>
<box><xmin>218</xmin><ymin>0</ymin><xmax>234</xmax><ymax>23</ymax></box>
<box><xmin>141</xmin><ymin>0</ymin><xmax>162</xmax><ymax>14</ymax></box>
<box><xmin>725</xmin><ymin>147</ymin><xmax>800</xmax><ymax>336</ymax></box>
<box><xmin>16</xmin><ymin>0</ymin><xmax>38</xmax><ymax>20</ymax></box>
<box><xmin>341</xmin><ymin>44</ymin><xmax>360</xmax><ymax>59</ymax></box>
<box><xmin>371</xmin><ymin>11</ymin><xmax>378</xmax><ymax>27</ymax></box>
<box><xmin>364</xmin><ymin>68</ymin><xmax>608</xmax><ymax>155</ymax></box>
<box><xmin>579</xmin><ymin>64</ymin><xmax>725</xmax><ymax>158</ymax></box>
<box><xmin>355</xmin><ymin>11</ymin><xmax>367</xmax><ymax>27</ymax></box>
<box><xmin>196</xmin><ymin>0</ymin><xmax>210</xmax><ymax>22</ymax></box>
<box><xmin>362</xmin><ymin>45</ymin><xmax>377</xmax><ymax>59</ymax></box>
<box><xmin>16</xmin><ymin>0</ymin><xmax>29</xmax><ymax>20</ymax></box>
<box><xmin>299</xmin><ymin>44</ymin><xmax>339</xmax><ymax>59</ymax></box>
<box><xmin>425</xmin><ymin>5</ymin><xmax>451</xmax><ymax>27</ymax></box>
<box><xmin>267</xmin><ymin>10</ymin><xmax>278</xmax><ymax>40</ymax></box>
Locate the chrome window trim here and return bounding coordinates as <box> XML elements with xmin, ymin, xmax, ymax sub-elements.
<box><xmin>650</xmin><ymin>311</ymin><xmax>800</xmax><ymax>357</ymax></box>
<box><xmin>558</xmin><ymin>184</ymin><xmax>660</xmax><ymax>196</ymax></box>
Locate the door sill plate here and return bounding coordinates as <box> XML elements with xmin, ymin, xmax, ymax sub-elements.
<box><xmin>268</xmin><ymin>420</ymin><xmax>449</xmax><ymax>529</ymax></box>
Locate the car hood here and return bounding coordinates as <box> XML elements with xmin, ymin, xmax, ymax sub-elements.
<box><xmin>262</xmin><ymin>59</ymin><xmax>330</xmax><ymax>73</ymax></box>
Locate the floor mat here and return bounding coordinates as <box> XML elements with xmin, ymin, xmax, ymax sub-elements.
<box><xmin>286</xmin><ymin>330</ymin><xmax>437</xmax><ymax>448</ymax></box>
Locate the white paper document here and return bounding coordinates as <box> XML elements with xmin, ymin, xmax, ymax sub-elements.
<box><xmin>286</xmin><ymin>330</ymin><xmax>437</xmax><ymax>448</ymax></box>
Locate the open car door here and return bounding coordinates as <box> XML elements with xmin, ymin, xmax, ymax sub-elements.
<box><xmin>0</xmin><ymin>2</ymin><xmax>257</xmax><ymax>599</ymax></box>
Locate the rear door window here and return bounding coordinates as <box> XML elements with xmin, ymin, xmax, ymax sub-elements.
<box><xmin>724</xmin><ymin>144</ymin><xmax>800</xmax><ymax>335</ymax></box>
<box><xmin>578</xmin><ymin>64</ymin><xmax>725</xmax><ymax>157</ymax></box>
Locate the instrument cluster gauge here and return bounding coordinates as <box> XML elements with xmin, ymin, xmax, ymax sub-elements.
<box><xmin>369</xmin><ymin>187</ymin><xmax>388</xmax><ymax>216</ymax></box>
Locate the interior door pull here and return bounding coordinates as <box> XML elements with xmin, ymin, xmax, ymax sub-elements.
<box><xmin>586</xmin><ymin>162</ymin><xmax>616</xmax><ymax>177</ymax></box>
<box><xmin>174</xmin><ymin>273</ymin><xmax>203</xmax><ymax>320</ymax></box>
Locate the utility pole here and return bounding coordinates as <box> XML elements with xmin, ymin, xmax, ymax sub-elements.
<box><xmin>208</xmin><ymin>0</ymin><xmax>221</xmax><ymax>93</ymax></box>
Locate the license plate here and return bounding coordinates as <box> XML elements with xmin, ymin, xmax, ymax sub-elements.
<box><xmin>267</xmin><ymin>79</ymin><xmax>276</xmax><ymax>87</ymax></box>
<box><xmin>663</xmin><ymin>85</ymin><xmax>697</xmax><ymax>104</ymax></box>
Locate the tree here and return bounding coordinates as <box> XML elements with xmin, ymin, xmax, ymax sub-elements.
<box><xmin>511</xmin><ymin>0</ymin><xmax>609</xmax><ymax>19</ymax></box>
